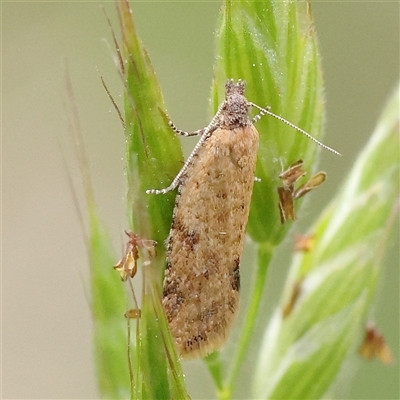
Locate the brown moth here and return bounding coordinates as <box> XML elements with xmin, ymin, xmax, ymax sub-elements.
<box><xmin>147</xmin><ymin>79</ymin><xmax>339</xmax><ymax>358</ymax></box>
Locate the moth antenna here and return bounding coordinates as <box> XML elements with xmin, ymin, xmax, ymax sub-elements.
<box><xmin>250</xmin><ymin>102</ymin><xmax>341</xmax><ymax>156</ymax></box>
<box><xmin>146</xmin><ymin>101</ymin><xmax>226</xmax><ymax>195</ymax></box>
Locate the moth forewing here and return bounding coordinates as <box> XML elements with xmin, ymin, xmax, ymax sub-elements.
<box><xmin>163</xmin><ymin>124</ymin><xmax>259</xmax><ymax>358</ymax></box>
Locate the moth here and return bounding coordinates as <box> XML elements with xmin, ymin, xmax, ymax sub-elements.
<box><xmin>147</xmin><ymin>79</ymin><xmax>339</xmax><ymax>358</ymax></box>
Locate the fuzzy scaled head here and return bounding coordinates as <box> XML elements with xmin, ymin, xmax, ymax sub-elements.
<box><xmin>221</xmin><ymin>79</ymin><xmax>251</xmax><ymax>128</ymax></box>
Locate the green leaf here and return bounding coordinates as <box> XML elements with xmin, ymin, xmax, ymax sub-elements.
<box><xmin>88</xmin><ymin>211</ymin><xmax>129</xmax><ymax>399</ymax></box>
<box><xmin>213</xmin><ymin>0</ymin><xmax>325</xmax><ymax>245</ymax></box>
<box><xmin>118</xmin><ymin>2</ymin><xmax>183</xmax><ymax>243</ymax></box>
<box><xmin>67</xmin><ymin>64</ymin><xmax>130</xmax><ymax>397</ymax></box>
<box><xmin>253</xmin><ymin>84</ymin><xmax>399</xmax><ymax>399</ymax></box>
<box><xmin>209</xmin><ymin>2</ymin><xmax>327</xmax><ymax>395</ymax></box>
<box><xmin>115</xmin><ymin>1</ymin><xmax>189</xmax><ymax>399</ymax></box>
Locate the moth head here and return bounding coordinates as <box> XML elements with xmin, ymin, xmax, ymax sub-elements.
<box><xmin>225</xmin><ymin>79</ymin><xmax>246</xmax><ymax>97</ymax></box>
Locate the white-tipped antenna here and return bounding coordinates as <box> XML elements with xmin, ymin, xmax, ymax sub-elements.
<box><xmin>251</xmin><ymin>102</ymin><xmax>341</xmax><ymax>156</ymax></box>
<box><xmin>146</xmin><ymin>101</ymin><xmax>226</xmax><ymax>195</ymax></box>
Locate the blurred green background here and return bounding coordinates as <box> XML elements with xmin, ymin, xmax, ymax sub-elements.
<box><xmin>3</xmin><ymin>1</ymin><xmax>398</xmax><ymax>399</ymax></box>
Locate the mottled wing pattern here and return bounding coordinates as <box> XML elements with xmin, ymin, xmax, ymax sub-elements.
<box><xmin>162</xmin><ymin>125</ymin><xmax>259</xmax><ymax>358</ymax></box>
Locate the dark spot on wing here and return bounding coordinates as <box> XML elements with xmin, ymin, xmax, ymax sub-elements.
<box><xmin>231</xmin><ymin>257</ymin><xmax>240</xmax><ymax>291</ymax></box>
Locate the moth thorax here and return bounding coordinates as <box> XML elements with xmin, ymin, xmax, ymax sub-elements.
<box><xmin>221</xmin><ymin>94</ymin><xmax>250</xmax><ymax>128</ymax></box>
